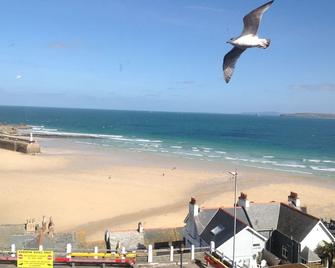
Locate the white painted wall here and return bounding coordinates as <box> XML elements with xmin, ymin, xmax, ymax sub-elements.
<box><xmin>184</xmin><ymin>228</ymin><xmax>201</xmax><ymax>247</ymax></box>
<box><xmin>184</xmin><ymin>216</ymin><xmax>202</xmax><ymax>247</ymax></box>
<box><xmin>216</xmin><ymin>227</ymin><xmax>266</xmax><ymax>268</ymax></box>
<box><xmin>300</xmin><ymin>221</ymin><xmax>335</xmax><ymax>251</ymax></box>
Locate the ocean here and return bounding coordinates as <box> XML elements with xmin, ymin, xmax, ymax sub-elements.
<box><xmin>1</xmin><ymin>105</ymin><xmax>335</xmax><ymax>177</ymax></box>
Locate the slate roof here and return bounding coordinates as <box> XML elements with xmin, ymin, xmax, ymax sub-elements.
<box><xmin>224</xmin><ymin>207</ymin><xmax>250</xmax><ymax>227</ymax></box>
<box><xmin>106</xmin><ymin>227</ymin><xmax>184</xmax><ymax>250</ymax></box>
<box><xmin>195</xmin><ymin>201</ymin><xmax>321</xmax><ymax>246</ymax></box>
<box><xmin>276</xmin><ymin>203</ymin><xmax>319</xmax><ymax>242</ymax></box>
<box><xmin>200</xmin><ymin>209</ymin><xmax>247</xmax><ymax>246</ymax></box>
<box><xmin>300</xmin><ymin>246</ymin><xmax>320</xmax><ymax>263</ymax></box>
<box><xmin>244</xmin><ymin>202</ymin><xmax>281</xmax><ymax>231</ymax></box>
<box><xmin>194</xmin><ymin>208</ymin><xmax>218</xmax><ymax>235</ymax></box>
<box><xmin>103</xmin><ymin>230</ymin><xmax>142</xmax><ymax>250</ymax></box>
<box><xmin>237</xmin><ymin>202</ymin><xmax>319</xmax><ymax>243</ymax></box>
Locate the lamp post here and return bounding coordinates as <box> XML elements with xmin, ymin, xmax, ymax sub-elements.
<box><xmin>229</xmin><ymin>170</ymin><xmax>238</xmax><ymax>268</ymax></box>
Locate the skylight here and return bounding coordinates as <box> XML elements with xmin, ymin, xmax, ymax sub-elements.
<box><xmin>211</xmin><ymin>225</ymin><xmax>225</xmax><ymax>235</ymax></box>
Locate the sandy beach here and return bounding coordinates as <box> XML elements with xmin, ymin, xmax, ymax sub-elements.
<box><xmin>1</xmin><ymin>137</ymin><xmax>334</xmax><ymax>241</ymax></box>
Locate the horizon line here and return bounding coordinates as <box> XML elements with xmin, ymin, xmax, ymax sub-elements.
<box><xmin>0</xmin><ymin>104</ymin><xmax>333</xmax><ymax>117</ymax></box>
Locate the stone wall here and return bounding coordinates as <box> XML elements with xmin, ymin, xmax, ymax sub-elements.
<box><xmin>0</xmin><ymin>138</ymin><xmax>40</xmax><ymax>154</ymax></box>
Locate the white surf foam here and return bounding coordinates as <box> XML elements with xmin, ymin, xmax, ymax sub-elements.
<box><xmin>310</xmin><ymin>166</ymin><xmax>335</xmax><ymax>172</ymax></box>
<box><xmin>244</xmin><ymin>165</ymin><xmax>313</xmax><ymax>175</ymax></box>
<box><xmin>273</xmin><ymin>163</ymin><xmax>306</xmax><ymax>168</ymax></box>
<box><xmin>307</xmin><ymin>159</ymin><xmax>321</xmax><ymax>163</ymax></box>
<box><xmin>225</xmin><ymin>157</ymin><xmax>238</xmax><ymax>160</ymax></box>
<box><xmin>323</xmin><ymin>160</ymin><xmax>335</xmax><ymax>164</ymax></box>
<box><xmin>30</xmin><ymin>127</ymin><xmax>163</xmax><ymax>144</ymax></box>
<box><xmin>170</xmin><ymin>145</ymin><xmax>183</xmax><ymax>149</ymax></box>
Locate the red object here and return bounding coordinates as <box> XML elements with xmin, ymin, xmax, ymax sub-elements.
<box><xmin>0</xmin><ymin>256</ymin><xmax>135</xmax><ymax>266</ymax></box>
<box><xmin>204</xmin><ymin>253</ymin><xmax>228</xmax><ymax>268</ymax></box>
<box><xmin>54</xmin><ymin>257</ymin><xmax>70</xmax><ymax>263</ymax></box>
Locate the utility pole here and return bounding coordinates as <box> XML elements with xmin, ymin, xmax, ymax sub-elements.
<box><xmin>229</xmin><ymin>170</ymin><xmax>238</xmax><ymax>268</ymax></box>
<box><xmin>180</xmin><ymin>243</ymin><xmax>184</xmax><ymax>268</ymax></box>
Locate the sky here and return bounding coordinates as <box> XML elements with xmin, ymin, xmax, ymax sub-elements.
<box><xmin>1</xmin><ymin>0</ymin><xmax>335</xmax><ymax>114</ymax></box>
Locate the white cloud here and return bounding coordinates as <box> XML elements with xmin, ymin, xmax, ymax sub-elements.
<box><xmin>16</xmin><ymin>74</ymin><xmax>22</xmax><ymax>80</ymax></box>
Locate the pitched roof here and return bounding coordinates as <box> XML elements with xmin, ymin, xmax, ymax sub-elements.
<box><xmin>242</xmin><ymin>202</ymin><xmax>319</xmax><ymax>242</ymax></box>
<box><xmin>300</xmin><ymin>246</ymin><xmax>320</xmax><ymax>262</ymax></box>
<box><xmin>224</xmin><ymin>207</ymin><xmax>250</xmax><ymax>227</ymax></box>
<box><xmin>200</xmin><ymin>208</ymin><xmax>247</xmax><ymax>246</ymax></box>
<box><xmin>194</xmin><ymin>208</ymin><xmax>218</xmax><ymax>235</ymax></box>
<box><xmin>191</xmin><ymin>200</ymin><xmax>321</xmax><ymax>246</ymax></box>
<box><xmin>106</xmin><ymin>227</ymin><xmax>184</xmax><ymax>250</ymax></box>
<box><xmin>276</xmin><ymin>203</ymin><xmax>319</xmax><ymax>242</ymax></box>
<box><xmin>244</xmin><ymin>202</ymin><xmax>281</xmax><ymax>231</ymax></box>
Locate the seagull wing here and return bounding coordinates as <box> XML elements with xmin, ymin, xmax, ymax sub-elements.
<box><xmin>223</xmin><ymin>47</ymin><xmax>246</xmax><ymax>83</ymax></box>
<box><xmin>242</xmin><ymin>0</ymin><xmax>274</xmax><ymax>36</ymax></box>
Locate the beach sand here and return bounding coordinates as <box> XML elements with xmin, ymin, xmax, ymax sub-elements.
<box><xmin>0</xmin><ymin>138</ymin><xmax>334</xmax><ymax>241</ymax></box>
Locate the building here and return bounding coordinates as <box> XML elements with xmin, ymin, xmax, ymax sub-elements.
<box><xmin>0</xmin><ymin>218</ymin><xmax>76</xmax><ymax>250</ymax></box>
<box><xmin>238</xmin><ymin>192</ymin><xmax>335</xmax><ymax>264</ymax></box>
<box><xmin>184</xmin><ymin>198</ymin><xmax>267</xmax><ymax>268</ymax></box>
<box><xmin>105</xmin><ymin>223</ymin><xmax>184</xmax><ymax>251</ymax></box>
<box><xmin>183</xmin><ymin>193</ymin><xmax>335</xmax><ymax>266</ymax></box>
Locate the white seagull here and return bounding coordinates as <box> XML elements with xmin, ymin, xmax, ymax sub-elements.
<box><xmin>223</xmin><ymin>1</ymin><xmax>274</xmax><ymax>83</ymax></box>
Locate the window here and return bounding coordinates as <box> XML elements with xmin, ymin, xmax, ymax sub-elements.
<box><xmin>282</xmin><ymin>246</ymin><xmax>288</xmax><ymax>259</ymax></box>
<box><xmin>211</xmin><ymin>225</ymin><xmax>225</xmax><ymax>235</ymax></box>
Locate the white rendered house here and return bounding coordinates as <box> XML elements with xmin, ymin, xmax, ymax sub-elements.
<box><xmin>184</xmin><ymin>193</ymin><xmax>335</xmax><ymax>265</ymax></box>
<box><xmin>184</xmin><ymin>198</ymin><xmax>266</xmax><ymax>268</ymax></box>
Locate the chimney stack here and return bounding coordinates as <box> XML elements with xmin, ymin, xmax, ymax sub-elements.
<box><xmin>288</xmin><ymin>192</ymin><xmax>300</xmax><ymax>208</ymax></box>
<box><xmin>137</xmin><ymin>222</ymin><xmax>144</xmax><ymax>233</ymax></box>
<box><xmin>25</xmin><ymin>218</ymin><xmax>36</xmax><ymax>233</ymax></box>
<box><xmin>237</xmin><ymin>192</ymin><xmax>250</xmax><ymax>208</ymax></box>
<box><xmin>189</xmin><ymin>197</ymin><xmax>199</xmax><ymax>217</ymax></box>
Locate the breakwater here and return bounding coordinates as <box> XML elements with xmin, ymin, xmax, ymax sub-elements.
<box><xmin>0</xmin><ymin>134</ymin><xmax>40</xmax><ymax>154</ymax></box>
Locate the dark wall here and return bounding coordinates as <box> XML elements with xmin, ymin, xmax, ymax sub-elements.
<box><xmin>268</xmin><ymin>230</ymin><xmax>300</xmax><ymax>263</ymax></box>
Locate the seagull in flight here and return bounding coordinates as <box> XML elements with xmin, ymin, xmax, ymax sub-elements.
<box><xmin>223</xmin><ymin>1</ymin><xmax>274</xmax><ymax>83</ymax></box>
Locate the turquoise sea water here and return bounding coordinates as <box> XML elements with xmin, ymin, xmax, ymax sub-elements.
<box><xmin>1</xmin><ymin>106</ymin><xmax>335</xmax><ymax>177</ymax></box>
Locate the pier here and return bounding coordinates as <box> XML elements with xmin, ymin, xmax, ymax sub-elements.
<box><xmin>0</xmin><ymin>134</ymin><xmax>40</xmax><ymax>154</ymax></box>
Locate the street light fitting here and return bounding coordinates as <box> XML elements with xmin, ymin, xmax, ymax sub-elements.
<box><xmin>229</xmin><ymin>171</ymin><xmax>237</xmax><ymax>176</ymax></box>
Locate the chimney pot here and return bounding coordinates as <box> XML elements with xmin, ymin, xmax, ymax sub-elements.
<box><xmin>137</xmin><ymin>222</ymin><xmax>144</xmax><ymax>233</ymax></box>
<box><xmin>190</xmin><ymin>197</ymin><xmax>196</xmax><ymax>205</ymax></box>
<box><xmin>240</xmin><ymin>192</ymin><xmax>247</xmax><ymax>200</ymax></box>
<box><xmin>189</xmin><ymin>197</ymin><xmax>199</xmax><ymax>217</ymax></box>
<box><xmin>237</xmin><ymin>192</ymin><xmax>250</xmax><ymax>208</ymax></box>
<box><xmin>288</xmin><ymin>191</ymin><xmax>301</xmax><ymax>208</ymax></box>
<box><xmin>289</xmin><ymin>192</ymin><xmax>298</xmax><ymax>199</ymax></box>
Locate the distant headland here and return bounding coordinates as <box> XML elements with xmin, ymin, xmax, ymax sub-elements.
<box><xmin>280</xmin><ymin>113</ymin><xmax>335</xmax><ymax>120</ymax></box>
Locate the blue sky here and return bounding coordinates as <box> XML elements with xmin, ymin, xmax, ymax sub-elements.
<box><xmin>1</xmin><ymin>0</ymin><xmax>335</xmax><ymax>113</ymax></box>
